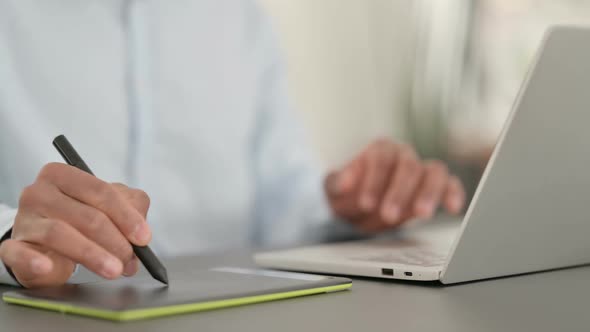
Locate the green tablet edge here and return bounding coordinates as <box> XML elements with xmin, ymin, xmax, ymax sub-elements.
<box><xmin>2</xmin><ymin>283</ymin><xmax>351</xmax><ymax>322</ymax></box>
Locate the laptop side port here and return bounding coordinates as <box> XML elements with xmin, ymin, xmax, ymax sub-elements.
<box><xmin>404</xmin><ymin>272</ymin><xmax>413</xmax><ymax>277</ymax></box>
<box><xmin>381</xmin><ymin>268</ymin><xmax>394</xmax><ymax>276</ymax></box>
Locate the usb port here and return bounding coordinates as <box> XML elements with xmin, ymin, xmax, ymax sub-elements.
<box><xmin>404</xmin><ymin>272</ymin><xmax>413</xmax><ymax>277</ymax></box>
<box><xmin>381</xmin><ymin>268</ymin><xmax>394</xmax><ymax>276</ymax></box>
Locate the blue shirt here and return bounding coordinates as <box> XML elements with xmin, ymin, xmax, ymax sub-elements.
<box><xmin>0</xmin><ymin>0</ymin><xmax>335</xmax><ymax>284</ymax></box>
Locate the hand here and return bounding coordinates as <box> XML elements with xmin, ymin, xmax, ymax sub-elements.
<box><xmin>0</xmin><ymin>163</ymin><xmax>152</xmax><ymax>288</ymax></box>
<box><xmin>325</xmin><ymin>139</ymin><xmax>466</xmax><ymax>233</ymax></box>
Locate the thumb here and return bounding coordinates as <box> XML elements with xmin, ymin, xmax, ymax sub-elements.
<box><xmin>1</xmin><ymin>240</ymin><xmax>74</xmax><ymax>288</ymax></box>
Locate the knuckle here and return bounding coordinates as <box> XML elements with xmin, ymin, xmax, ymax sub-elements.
<box><xmin>93</xmin><ymin>183</ymin><xmax>117</xmax><ymax>208</ymax></box>
<box><xmin>134</xmin><ymin>189</ymin><xmax>151</xmax><ymax>207</ymax></box>
<box><xmin>11</xmin><ymin>213</ymin><xmax>28</xmax><ymax>239</ymax></box>
<box><xmin>86</xmin><ymin>210</ymin><xmax>109</xmax><ymax>233</ymax></box>
<box><xmin>111</xmin><ymin>182</ymin><xmax>127</xmax><ymax>190</ymax></box>
<box><xmin>39</xmin><ymin>220</ymin><xmax>64</xmax><ymax>245</ymax></box>
<box><xmin>120</xmin><ymin>209</ymin><xmax>138</xmax><ymax>232</ymax></box>
<box><xmin>18</xmin><ymin>185</ymin><xmax>40</xmax><ymax>209</ymax></box>
<box><xmin>38</xmin><ymin>162</ymin><xmax>64</xmax><ymax>181</ymax></box>
<box><xmin>19</xmin><ymin>183</ymin><xmax>60</xmax><ymax>213</ymax></box>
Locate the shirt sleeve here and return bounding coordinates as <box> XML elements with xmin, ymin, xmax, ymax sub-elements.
<box><xmin>248</xmin><ymin>2</ymin><xmax>362</xmax><ymax>248</ymax></box>
<box><xmin>0</xmin><ymin>204</ymin><xmax>20</xmax><ymax>286</ymax></box>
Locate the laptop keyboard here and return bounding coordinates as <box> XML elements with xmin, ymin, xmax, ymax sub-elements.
<box><xmin>349</xmin><ymin>249</ymin><xmax>447</xmax><ymax>267</ymax></box>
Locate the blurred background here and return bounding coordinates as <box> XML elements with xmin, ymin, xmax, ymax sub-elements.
<box><xmin>259</xmin><ymin>0</ymin><xmax>590</xmax><ymax>199</ymax></box>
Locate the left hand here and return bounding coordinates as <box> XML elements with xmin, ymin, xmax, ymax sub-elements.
<box><xmin>324</xmin><ymin>139</ymin><xmax>466</xmax><ymax>233</ymax></box>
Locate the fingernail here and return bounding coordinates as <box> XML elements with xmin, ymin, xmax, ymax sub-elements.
<box><xmin>30</xmin><ymin>258</ymin><xmax>51</xmax><ymax>275</ymax></box>
<box><xmin>360</xmin><ymin>195</ymin><xmax>375</xmax><ymax>211</ymax></box>
<box><xmin>382</xmin><ymin>205</ymin><xmax>400</xmax><ymax>224</ymax></box>
<box><xmin>417</xmin><ymin>200</ymin><xmax>434</xmax><ymax>219</ymax></box>
<box><xmin>132</xmin><ymin>222</ymin><xmax>151</xmax><ymax>244</ymax></box>
<box><xmin>123</xmin><ymin>258</ymin><xmax>138</xmax><ymax>277</ymax></box>
<box><xmin>101</xmin><ymin>257</ymin><xmax>122</xmax><ymax>279</ymax></box>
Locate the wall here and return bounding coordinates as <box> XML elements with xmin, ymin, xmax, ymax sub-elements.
<box><xmin>259</xmin><ymin>0</ymin><xmax>415</xmax><ymax>167</ymax></box>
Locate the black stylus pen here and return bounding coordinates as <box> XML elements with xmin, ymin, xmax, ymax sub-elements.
<box><xmin>52</xmin><ymin>135</ymin><xmax>169</xmax><ymax>285</ymax></box>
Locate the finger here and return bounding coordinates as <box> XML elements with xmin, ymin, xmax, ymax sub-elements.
<box><xmin>326</xmin><ymin>159</ymin><xmax>367</xmax><ymax>220</ymax></box>
<box><xmin>36</xmin><ymin>163</ymin><xmax>151</xmax><ymax>246</ymax></box>
<box><xmin>328</xmin><ymin>197</ymin><xmax>369</xmax><ymax>222</ymax></box>
<box><xmin>0</xmin><ymin>239</ymin><xmax>52</xmax><ymax>281</ymax></box>
<box><xmin>328</xmin><ymin>163</ymin><xmax>382</xmax><ymax>223</ymax></box>
<box><xmin>110</xmin><ymin>184</ymin><xmax>149</xmax><ymax>277</ymax></box>
<box><xmin>111</xmin><ymin>183</ymin><xmax>151</xmax><ymax>218</ymax></box>
<box><xmin>15</xmin><ymin>217</ymin><xmax>123</xmax><ymax>280</ymax></box>
<box><xmin>1</xmin><ymin>240</ymin><xmax>75</xmax><ymax>288</ymax></box>
<box><xmin>325</xmin><ymin>171</ymin><xmax>345</xmax><ymax>196</ymax></box>
<box><xmin>122</xmin><ymin>255</ymin><xmax>139</xmax><ymax>277</ymax></box>
<box><xmin>325</xmin><ymin>156</ymin><xmax>364</xmax><ymax>197</ymax></box>
<box><xmin>442</xmin><ymin>175</ymin><xmax>466</xmax><ymax>215</ymax></box>
<box><xmin>111</xmin><ymin>184</ymin><xmax>150</xmax><ymax>277</ymax></box>
<box><xmin>412</xmin><ymin>161</ymin><xmax>449</xmax><ymax>219</ymax></box>
<box><xmin>380</xmin><ymin>147</ymin><xmax>423</xmax><ymax>225</ymax></box>
<box><xmin>357</xmin><ymin>142</ymin><xmax>395</xmax><ymax>212</ymax></box>
<box><xmin>26</xmin><ymin>184</ymin><xmax>135</xmax><ymax>268</ymax></box>
<box><xmin>359</xmin><ymin>206</ymin><xmax>417</xmax><ymax>232</ymax></box>
<box><xmin>355</xmin><ymin>209</ymin><xmax>395</xmax><ymax>233</ymax></box>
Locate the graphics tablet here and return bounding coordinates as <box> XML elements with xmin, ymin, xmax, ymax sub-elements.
<box><xmin>2</xmin><ymin>266</ymin><xmax>351</xmax><ymax>321</ymax></box>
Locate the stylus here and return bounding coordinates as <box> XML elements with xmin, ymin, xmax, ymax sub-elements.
<box><xmin>52</xmin><ymin>134</ymin><xmax>169</xmax><ymax>285</ymax></box>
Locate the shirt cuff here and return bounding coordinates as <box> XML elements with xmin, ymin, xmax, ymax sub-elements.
<box><xmin>0</xmin><ymin>207</ymin><xmax>16</xmax><ymax>242</ymax></box>
<box><xmin>0</xmin><ymin>208</ymin><xmax>20</xmax><ymax>286</ymax></box>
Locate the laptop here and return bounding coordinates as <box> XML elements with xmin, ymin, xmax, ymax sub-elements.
<box><xmin>255</xmin><ymin>26</ymin><xmax>590</xmax><ymax>284</ymax></box>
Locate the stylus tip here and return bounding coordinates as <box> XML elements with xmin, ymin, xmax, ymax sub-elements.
<box><xmin>153</xmin><ymin>269</ymin><xmax>169</xmax><ymax>285</ymax></box>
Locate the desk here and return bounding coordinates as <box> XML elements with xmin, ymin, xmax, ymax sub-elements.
<box><xmin>1</xmin><ymin>252</ymin><xmax>588</xmax><ymax>331</ymax></box>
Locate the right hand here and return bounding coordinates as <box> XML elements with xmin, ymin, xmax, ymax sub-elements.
<box><xmin>0</xmin><ymin>163</ymin><xmax>152</xmax><ymax>288</ymax></box>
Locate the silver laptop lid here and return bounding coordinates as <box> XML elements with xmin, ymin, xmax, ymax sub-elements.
<box><xmin>441</xmin><ymin>26</ymin><xmax>590</xmax><ymax>284</ymax></box>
